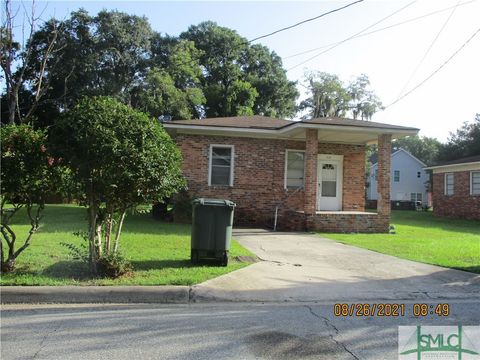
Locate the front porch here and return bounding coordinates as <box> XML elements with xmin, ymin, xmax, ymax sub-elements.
<box><xmin>282</xmin><ymin>210</ymin><xmax>390</xmax><ymax>233</ymax></box>
<box><xmin>298</xmin><ymin>129</ymin><xmax>392</xmax><ymax>233</ymax></box>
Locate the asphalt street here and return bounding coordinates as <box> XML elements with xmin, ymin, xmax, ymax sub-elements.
<box><xmin>2</xmin><ymin>300</ymin><xmax>479</xmax><ymax>360</ymax></box>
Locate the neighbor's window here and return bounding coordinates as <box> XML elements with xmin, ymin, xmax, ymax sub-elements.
<box><xmin>209</xmin><ymin>145</ymin><xmax>234</xmax><ymax>186</ymax></box>
<box><xmin>374</xmin><ymin>169</ymin><xmax>378</xmax><ymax>181</ymax></box>
<box><xmin>445</xmin><ymin>173</ymin><xmax>454</xmax><ymax>195</ymax></box>
<box><xmin>394</xmin><ymin>170</ymin><xmax>400</xmax><ymax>182</ymax></box>
<box><xmin>285</xmin><ymin>150</ymin><xmax>305</xmax><ymax>188</ymax></box>
<box><xmin>410</xmin><ymin>193</ymin><xmax>422</xmax><ymax>202</ymax></box>
<box><xmin>471</xmin><ymin>171</ymin><xmax>480</xmax><ymax>195</ymax></box>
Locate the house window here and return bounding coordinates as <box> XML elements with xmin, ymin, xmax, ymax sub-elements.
<box><xmin>410</xmin><ymin>193</ymin><xmax>422</xmax><ymax>202</ymax></box>
<box><xmin>471</xmin><ymin>171</ymin><xmax>480</xmax><ymax>195</ymax></box>
<box><xmin>417</xmin><ymin>171</ymin><xmax>421</xmax><ymax>178</ymax></box>
<box><xmin>445</xmin><ymin>173</ymin><xmax>454</xmax><ymax>195</ymax></box>
<box><xmin>209</xmin><ymin>145</ymin><xmax>234</xmax><ymax>186</ymax></box>
<box><xmin>394</xmin><ymin>170</ymin><xmax>400</xmax><ymax>182</ymax></box>
<box><xmin>285</xmin><ymin>150</ymin><xmax>305</xmax><ymax>188</ymax></box>
<box><xmin>374</xmin><ymin>169</ymin><xmax>378</xmax><ymax>181</ymax></box>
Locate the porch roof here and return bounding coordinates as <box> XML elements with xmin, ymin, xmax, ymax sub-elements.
<box><xmin>164</xmin><ymin>115</ymin><xmax>418</xmax><ymax>144</ymax></box>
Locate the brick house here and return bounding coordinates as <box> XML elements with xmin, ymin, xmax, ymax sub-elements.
<box><xmin>425</xmin><ymin>155</ymin><xmax>480</xmax><ymax>220</ymax></box>
<box><xmin>164</xmin><ymin>116</ymin><xmax>418</xmax><ymax>232</ymax></box>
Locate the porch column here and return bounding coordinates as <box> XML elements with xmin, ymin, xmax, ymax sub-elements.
<box><xmin>304</xmin><ymin>129</ymin><xmax>318</xmax><ymax>215</ymax></box>
<box><xmin>377</xmin><ymin>134</ymin><xmax>392</xmax><ymax>217</ymax></box>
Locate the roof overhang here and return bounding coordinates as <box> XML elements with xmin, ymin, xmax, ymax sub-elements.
<box><xmin>164</xmin><ymin>122</ymin><xmax>418</xmax><ymax>145</ymax></box>
<box><xmin>424</xmin><ymin>161</ymin><xmax>480</xmax><ymax>173</ymax></box>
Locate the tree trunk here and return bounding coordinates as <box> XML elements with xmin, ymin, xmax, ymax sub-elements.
<box><xmin>1</xmin><ymin>257</ymin><xmax>15</xmax><ymax>273</ymax></box>
<box><xmin>95</xmin><ymin>223</ymin><xmax>103</xmax><ymax>258</ymax></box>
<box><xmin>104</xmin><ymin>210</ymin><xmax>113</xmax><ymax>254</ymax></box>
<box><xmin>88</xmin><ymin>202</ymin><xmax>99</xmax><ymax>275</ymax></box>
<box><xmin>113</xmin><ymin>210</ymin><xmax>127</xmax><ymax>253</ymax></box>
<box><xmin>8</xmin><ymin>94</ymin><xmax>16</xmax><ymax>124</ymax></box>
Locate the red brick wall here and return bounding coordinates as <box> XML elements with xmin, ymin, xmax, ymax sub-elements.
<box><xmin>304</xmin><ymin>129</ymin><xmax>319</xmax><ymax>215</ymax></box>
<box><xmin>377</xmin><ymin>134</ymin><xmax>391</xmax><ymax>219</ymax></box>
<box><xmin>280</xmin><ymin>211</ymin><xmax>389</xmax><ymax>233</ymax></box>
<box><xmin>433</xmin><ymin>171</ymin><xmax>480</xmax><ymax>220</ymax></box>
<box><xmin>175</xmin><ymin>134</ymin><xmax>367</xmax><ymax>228</ymax></box>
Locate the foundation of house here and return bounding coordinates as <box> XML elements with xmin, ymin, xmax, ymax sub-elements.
<box><xmin>280</xmin><ymin>210</ymin><xmax>390</xmax><ymax>233</ymax></box>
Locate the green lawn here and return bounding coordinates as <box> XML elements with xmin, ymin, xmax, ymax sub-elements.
<box><xmin>321</xmin><ymin>211</ymin><xmax>480</xmax><ymax>273</ymax></box>
<box><xmin>0</xmin><ymin>205</ymin><xmax>255</xmax><ymax>286</ymax></box>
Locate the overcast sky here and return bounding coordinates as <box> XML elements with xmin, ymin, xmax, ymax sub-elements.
<box><xmin>8</xmin><ymin>0</ymin><xmax>480</xmax><ymax>141</ymax></box>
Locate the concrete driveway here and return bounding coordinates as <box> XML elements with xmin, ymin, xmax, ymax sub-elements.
<box><xmin>192</xmin><ymin>229</ymin><xmax>480</xmax><ymax>302</ymax></box>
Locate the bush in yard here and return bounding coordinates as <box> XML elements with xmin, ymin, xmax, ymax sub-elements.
<box><xmin>53</xmin><ymin>97</ymin><xmax>185</xmax><ymax>276</ymax></box>
<box><xmin>0</xmin><ymin>124</ymin><xmax>57</xmax><ymax>272</ymax></box>
<box><xmin>172</xmin><ymin>190</ymin><xmax>194</xmax><ymax>223</ymax></box>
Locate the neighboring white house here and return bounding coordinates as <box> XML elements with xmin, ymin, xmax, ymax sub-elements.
<box><xmin>367</xmin><ymin>148</ymin><xmax>429</xmax><ymax>205</ymax></box>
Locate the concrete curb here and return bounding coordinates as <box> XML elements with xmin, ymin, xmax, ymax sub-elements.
<box><xmin>1</xmin><ymin>286</ymin><xmax>190</xmax><ymax>304</ymax></box>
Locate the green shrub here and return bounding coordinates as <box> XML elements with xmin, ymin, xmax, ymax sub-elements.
<box><xmin>97</xmin><ymin>251</ymin><xmax>132</xmax><ymax>279</ymax></box>
<box><xmin>173</xmin><ymin>190</ymin><xmax>193</xmax><ymax>223</ymax></box>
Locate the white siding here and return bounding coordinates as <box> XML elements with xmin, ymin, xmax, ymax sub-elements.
<box><xmin>367</xmin><ymin>149</ymin><xmax>429</xmax><ymax>204</ymax></box>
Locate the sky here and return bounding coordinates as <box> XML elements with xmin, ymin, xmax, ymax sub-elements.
<box><xmin>7</xmin><ymin>0</ymin><xmax>480</xmax><ymax>141</ymax></box>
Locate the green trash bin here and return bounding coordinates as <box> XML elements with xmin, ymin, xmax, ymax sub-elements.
<box><xmin>191</xmin><ymin>198</ymin><xmax>236</xmax><ymax>266</ymax></box>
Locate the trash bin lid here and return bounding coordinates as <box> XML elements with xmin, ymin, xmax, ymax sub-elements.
<box><xmin>192</xmin><ymin>198</ymin><xmax>236</xmax><ymax>207</ymax></box>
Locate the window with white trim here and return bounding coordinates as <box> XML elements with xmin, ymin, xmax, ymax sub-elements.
<box><xmin>209</xmin><ymin>145</ymin><xmax>234</xmax><ymax>186</ymax></box>
<box><xmin>445</xmin><ymin>173</ymin><xmax>454</xmax><ymax>195</ymax></box>
<box><xmin>471</xmin><ymin>171</ymin><xmax>480</xmax><ymax>195</ymax></box>
<box><xmin>285</xmin><ymin>150</ymin><xmax>305</xmax><ymax>188</ymax></box>
<box><xmin>394</xmin><ymin>170</ymin><xmax>400</xmax><ymax>182</ymax></box>
<box><xmin>410</xmin><ymin>193</ymin><xmax>422</xmax><ymax>202</ymax></box>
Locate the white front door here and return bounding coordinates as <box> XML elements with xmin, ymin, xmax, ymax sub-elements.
<box><xmin>317</xmin><ymin>155</ymin><xmax>343</xmax><ymax>211</ymax></box>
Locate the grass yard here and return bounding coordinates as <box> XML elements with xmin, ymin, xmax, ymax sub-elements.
<box><xmin>0</xmin><ymin>205</ymin><xmax>255</xmax><ymax>286</ymax></box>
<box><xmin>321</xmin><ymin>211</ymin><xmax>480</xmax><ymax>273</ymax></box>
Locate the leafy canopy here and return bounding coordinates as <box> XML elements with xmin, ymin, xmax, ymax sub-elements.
<box><xmin>438</xmin><ymin>114</ymin><xmax>480</xmax><ymax>162</ymax></box>
<box><xmin>300</xmin><ymin>71</ymin><xmax>383</xmax><ymax>120</ymax></box>
<box><xmin>53</xmin><ymin>97</ymin><xmax>185</xmax><ymax>274</ymax></box>
<box><xmin>181</xmin><ymin>21</ymin><xmax>298</xmax><ymax>118</ymax></box>
<box><xmin>0</xmin><ymin>124</ymin><xmax>60</xmax><ymax>272</ymax></box>
<box><xmin>1</xmin><ymin>124</ymin><xmax>54</xmax><ymax>205</ymax></box>
<box><xmin>54</xmin><ymin>96</ymin><xmax>185</xmax><ymax>208</ymax></box>
<box><xmin>9</xmin><ymin>12</ymin><xmax>298</xmax><ymax>124</ymax></box>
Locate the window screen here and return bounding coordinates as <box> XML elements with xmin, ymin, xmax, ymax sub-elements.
<box><xmin>472</xmin><ymin>172</ymin><xmax>480</xmax><ymax>195</ymax></box>
<box><xmin>445</xmin><ymin>173</ymin><xmax>454</xmax><ymax>195</ymax></box>
<box><xmin>210</xmin><ymin>146</ymin><xmax>233</xmax><ymax>186</ymax></box>
<box><xmin>285</xmin><ymin>151</ymin><xmax>305</xmax><ymax>188</ymax></box>
<box><xmin>394</xmin><ymin>170</ymin><xmax>400</xmax><ymax>182</ymax></box>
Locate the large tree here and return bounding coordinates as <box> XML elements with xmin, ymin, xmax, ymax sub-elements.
<box><xmin>133</xmin><ymin>38</ymin><xmax>205</xmax><ymax>119</ymax></box>
<box><xmin>300</xmin><ymin>72</ymin><xmax>383</xmax><ymax>120</ymax></box>
<box><xmin>1</xmin><ymin>0</ymin><xmax>62</xmax><ymax>124</ymax></box>
<box><xmin>180</xmin><ymin>21</ymin><xmax>298</xmax><ymax>118</ymax></box>
<box><xmin>23</xmin><ymin>9</ymin><xmax>153</xmax><ymax>112</ymax></box>
<box><xmin>437</xmin><ymin>114</ymin><xmax>480</xmax><ymax>162</ymax></box>
<box><xmin>6</xmin><ymin>12</ymin><xmax>298</xmax><ymax>124</ymax></box>
<box><xmin>300</xmin><ymin>72</ymin><xmax>349</xmax><ymax>119</ymax></box>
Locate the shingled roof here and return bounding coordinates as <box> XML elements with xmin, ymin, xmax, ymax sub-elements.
<box><xmin>164</xmin><ymin>115</ymin><xmax>291</xmax><ymax>129</ymax></box>
<box><xmin>165</xmin><ymin>115</ymin><xmax>419</xmax><ymax>132</ymax></box>
<box><xmin>306</xmin><ymin>117</ymin><xmax>418</xmax><ymax>131</ymax></box>
<box><xmin>426</xmin><ymin>154</ymin><xmax>480</xmax><ymax>168</ymax></box>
